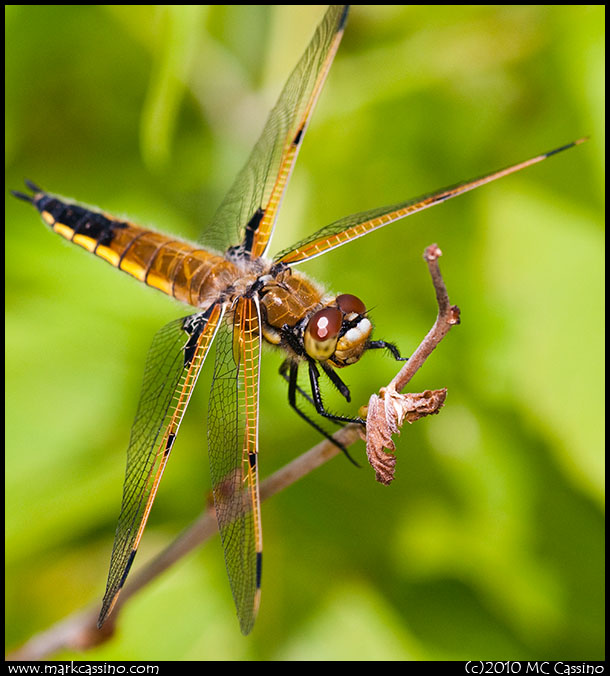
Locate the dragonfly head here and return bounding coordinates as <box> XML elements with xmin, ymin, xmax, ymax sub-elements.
<box><xmin>304</xmin><ymin>293</ymin><xmax>372</xmax><ymax>368</ymax></box>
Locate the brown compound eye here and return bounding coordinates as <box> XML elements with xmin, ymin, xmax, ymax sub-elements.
<box><xmin>336</xmin><ymin>293</ymin><xmax>366</xmax><ymax>315</ymax></box>
<box><xmin>304</xmin><ymin>307</ymin><xmax>342</xmax><ymax>361</ymax></box>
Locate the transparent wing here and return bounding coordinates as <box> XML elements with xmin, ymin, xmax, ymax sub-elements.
<box><xmin>275</xmin><ymin>139</ymin><xmax>586</xmax><ymax>265</ymax></box>
<box><xmin>98</xmin><ymin>303</ymin><xmax>224</xmax><ymax>627</ymax></box>
<box><xmin>199</xmin><ymin>5</ymin><xmax>348</xmax><ymax>257</ymax></box>
<box><xmin>208</xmin><ymin>296</ymin><xmax>262</xmax><ymax>635</ymax></box>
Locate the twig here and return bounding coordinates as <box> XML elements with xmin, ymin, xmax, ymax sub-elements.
<box><xmin>365</xmin><ymin>244</ymin><xmax>460</xmax><ymax>484</ymax></box>
<box><xmin>6</xmin><ymin>426</ymin><xmax>361</xmax><ymax>661</ymax></box>
<box><xmin>391</xmin><ymin>244</ymin><xmax>460</xmax><ymax>392</ymax></box>
<box><xmin>7</xmin><ymin>244</ymin><xmax>457</xmax><ymax>660</ymax></box>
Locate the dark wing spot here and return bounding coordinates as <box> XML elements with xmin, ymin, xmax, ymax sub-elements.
<box><xmin>242</xmin><ymin>207</ymin><xmax>265</xmax><ymax>254</ymax></box>
<box><xmin>292</xmin><ymin>126</ymin><xmax>304</xmax><ymax>147</ymax></box>
<box><xmin>256</xmin><ymin>551</ymin><xmax>263</xmax><ymax>589</ymax></box>
<box><xmin>165</xmin><ymin>432</ymin><xmax>176</xmax><ymax>456</ymax></box>
<box><xmin>119</xmin><ymin>549</ymin><xmax>137</xmax><ymax>588</ymax></box>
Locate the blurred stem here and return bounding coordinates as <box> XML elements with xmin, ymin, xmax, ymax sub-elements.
<box><xmin>140</xmin><ymin>5</ymin><xmax>207</xmax><ymax>172</ymax></box>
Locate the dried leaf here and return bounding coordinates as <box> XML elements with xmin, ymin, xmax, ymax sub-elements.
<box><xmin>365</xmin><ymin>387</ymin><xmax>447</xmax><ymax>485</ymax></box>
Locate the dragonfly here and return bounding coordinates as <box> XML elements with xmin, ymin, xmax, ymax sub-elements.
<box><xmin>12</xmin><ymin>5</ymin><xmax>584</xmax><ymax>635</ymax></box>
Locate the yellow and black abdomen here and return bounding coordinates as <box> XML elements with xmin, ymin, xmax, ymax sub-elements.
<box><xmin>16</xmin><ymin>184</ymin><xmax>239</xmax><ymax>309</ymax></box>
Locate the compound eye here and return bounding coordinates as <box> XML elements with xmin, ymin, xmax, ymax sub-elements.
<box><xmin>304</xmin><ymin>307</ymin><xmax>342</xmax><ymax>361</ymax></box>
<box><xmin>336</xmin><ymin>293</ymin><xmax>366</xmax><ymax>315</ymax></box>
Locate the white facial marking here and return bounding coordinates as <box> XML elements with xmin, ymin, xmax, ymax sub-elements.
<box><xmin>343</xmin><ymin>318</ymin><xmax>371</xmax><ymax>345</ymax></box>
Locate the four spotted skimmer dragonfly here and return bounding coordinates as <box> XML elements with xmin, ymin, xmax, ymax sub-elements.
<box><xmin>13</xmin><ymin>5</ymin><xmax>583</xmax><ymax>634</ymax></box>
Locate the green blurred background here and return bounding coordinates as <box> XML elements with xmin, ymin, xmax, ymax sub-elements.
<box><xmin>5</xmin><ymin>5</ymin><xmax>604</xmax><ymax>661</ymax></box>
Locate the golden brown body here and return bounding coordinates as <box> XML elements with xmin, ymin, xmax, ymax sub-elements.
<box><xmin>29</xmin><ymin>188</ymin><xmax>334</xmax><ymax>353</ymax></box>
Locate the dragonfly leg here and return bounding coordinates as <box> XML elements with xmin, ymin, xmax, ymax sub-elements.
<box><xmin>279</xmin><ymin>359</ymin><xmax>327</xmax><ymax>412</ymax></box>
<box><xmin>319</xmin><ymin>360</ymin><xmax>351</xmax><ymax>402</ymax></box>
<box><xmin>366</xmin><ymin>339</ymin><xmax>409</xmax><ymax>362</ymax></box>
<box><xmin>284</xmin><ymin>360</ymin><xmax>359</xmax><ymax>466</ymax></box>
<box><xmin>307</xmin><ymin>360</ymin><xmax>365</xmax><ymax>426</ymax></box>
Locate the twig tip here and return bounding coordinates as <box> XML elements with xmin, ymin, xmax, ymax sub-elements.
<box><xmin>424</xmin><ymin>243</ymin><xmax>443</xmax><ymax>262</ymax></box>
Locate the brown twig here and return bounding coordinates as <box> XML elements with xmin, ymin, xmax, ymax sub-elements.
<box><xmin>6</xmin><ymin>426</ymin><xmax>361</xmax><ymax>661</ymax></box>
<box><xmin>7</xmin><ymin>244</ymin><xmax>457</xmax><ymax>660</ymax></box>
<box><xmin>365</xmin><ymin>244</ymin><xmax>460</xmax><ymax>484</ymax></box>
<box><xmin>390</xmin><ymin>244</ymin><xmax>460</xmax><ymax>392</ymax></box>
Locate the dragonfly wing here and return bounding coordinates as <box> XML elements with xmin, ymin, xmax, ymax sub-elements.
<box><xmin>275</xmin><ymin>139</ymin><xmax>586</xmax><ymax>265</ymax></box>
<box><xmin>98</xmin><ymin>303</ymin><xmax>224</xmax><ymax>627</ymax></box>
<box><xmin>208</xmin><ymin>296</ymin><xmax>262</xmax><ymax>635</ymax></box>
<box><xmin>199</xmin><ymin>5</ymin><xmax>349</xmax><ymax>257</ymax></box>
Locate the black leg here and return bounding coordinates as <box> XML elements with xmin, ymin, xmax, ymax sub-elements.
<box><xmin>320</xmin><ymin>361</ymin><xmax>351</xmax><ymax>402</ymax></box>
<box><xmin>282</xmin><ymin>360</ymin><xmax>359</xmax><ymax>466</ymax></box>
<box><xmin>366</xmin><ymin>339</ymin><xmax>408</xmax><ymax>362</ymax></box>
<box><xmin>308</xmin><ymin>361</ymin><xmax>364</xmax><ymax>426</ymax></box>
<box><xmin>280</xmin><ymin>359</ymin><xmax>318</xmax><ymax>409</ymax></box>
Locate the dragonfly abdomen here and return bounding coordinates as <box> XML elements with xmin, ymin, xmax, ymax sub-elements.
<box><xmin>19</xmin><ymin>185</ymin><xmax>239</xmax><ymax>308</ymax></box>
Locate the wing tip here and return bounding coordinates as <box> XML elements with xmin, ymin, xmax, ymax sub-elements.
<box><xmin>338</xmin><ymin>5</ymin><xmax>350</xmax><ymax>31</ymax></box>
<box><xmin>97</xmin><ymin>600</ymin><xmax>112</xmax><ymax>629</ymax></box>
<box><xmin>543</xmin><ymin>136</ymin><xmax>589</xmax><ymax>159</ymax></box>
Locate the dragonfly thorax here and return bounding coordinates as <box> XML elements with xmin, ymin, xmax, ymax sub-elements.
<box><xmin>258</xmin><ymin>266</ymin><xmax>372</xmax><ymax>368</ymax></box>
